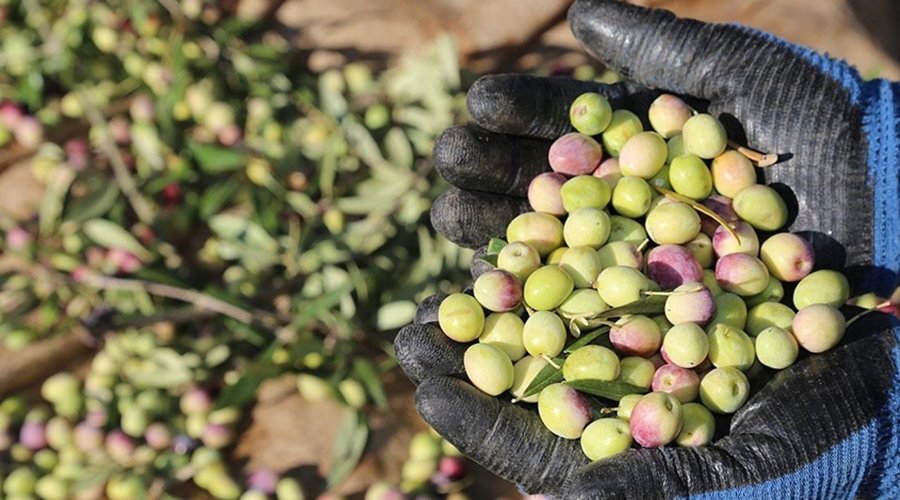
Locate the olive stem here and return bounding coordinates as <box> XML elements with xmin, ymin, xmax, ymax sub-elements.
<box><xmin>540</xmin><ymin>354</ymin><xmax>561</xmax><ymax>370</ymax></box>
<box><xmin>728</xmin><ymin>141</ymin><xmax>778</xmax><ymax>167</ymax></box>
<box><xmin>846</xmin><ymin>301</ymin><xmax>891</xmax><ymax>328</ymax></box>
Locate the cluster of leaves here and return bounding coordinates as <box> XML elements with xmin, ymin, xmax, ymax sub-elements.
<box><xmin>0</xmin><ymin>0</ymin><xmax>474</xmax><ymax>495</ymax></box>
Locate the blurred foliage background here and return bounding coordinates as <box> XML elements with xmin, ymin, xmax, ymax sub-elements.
<box><xmin>0</xmin><ymin>0</ymin><xmax>897</xmax><ymax>499</ymax></box>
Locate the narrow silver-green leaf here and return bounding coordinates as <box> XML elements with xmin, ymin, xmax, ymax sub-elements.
<box><xmin>486</xmin><ymin>238</ymin><xmax>508</xmax><ymax>256</ymax></box>
<box><xmin>564</xmin><ymin>326</ymin><xmax>610</xmax><ymax>354</ymax></box>
<box><xmin>82</xmin><ymin>219</ymin><xmax>151</xmax><ymax>260</ymax></box>
<box><xmin>521</xmin><ymin>357</ymin><xmax>564</xmax><ymax>399</ymax></box>
<box><xmin>565</xmin><ymin>379</ymin><xmax>648</xmax><ymax>402</ymax></box>
<box><xmin>327</xmin><ymin>411</ymin><xmax>368</xmax><ymax>489</ymax></box>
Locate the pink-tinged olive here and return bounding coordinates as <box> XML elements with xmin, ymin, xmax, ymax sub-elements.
<box><xmin>438</xmin><ymin>293</ymin><xmax>485</xmax><ymax>342</ymax></box>
<box><xmin>665</xmin><ymin>283</ymin><xmax>716</xmax><ymax>326</ymax></box>
<box><xmin>612</xmin><ymin>176</ymin><xmax>653</xmax><ymax>218</ymax></box>
<box><xmin>593</xmin><ymin>158</ymin><xmax>623</xmax><ymax>190</ymax></box>
<box><xmin>646</xmin><ymin>244</ymin><xmax>703</xmax><ymax>290</ymax></box>
<box><xmin>201</xmin><ymin>423</ymin><xmax>235</xmax><ymax>449</ymax></box>
<box><xmin>538</xmin><ymin>383</ymin><xmax>592</xmax><ymax>439</ymax></box>
<box><xmin>561</xmin><ymin>175</ymin><xmax>612</xmax><ymax>212</ymax></box>
<box><xmin>464</xmin><ymin>344</ymin><xmax>515</xmax><ymax>396</ymax></box>
<box><xmin>564</xmin><ymin>207</ymin><xmax>611</xmax><ymax>249</ymax></box>
<box><xmin>629</xmin><ymin>392</ymin><xmax>684</xmax><ymax>448</ymax></box>
<box><xmin>651</xmin><ymin>364</ymin><xmax>701</xmax><ymax>403</ymax></box>
<box><xmin>595</xmin><ymin>266</ymin><xmax>649</xmax><ymax>307</ymax></box>
<box><xmin>598</xmin><ymin>241</ymin><xmax>643</xmax><ymax>270</ymax></box>
<box><xmin>144</xmin><ymin>423</ymin><xmax>172</xmax><ymax>451</ymax></box>
<box><xmin>497</xmin><ymin>241</ymin><xmax>542</xmax><ymax>282</ymax></box>
<box><xmin>715</xmin><ymin>253</ymin><xmax>770</xmax><ymax>296</ymax></box>
<box><xmin>682</xmin><ymin>114</ymin><xmax>727</xmax><ymax>159</ymax></box>
<box><xmin>106</xmin><ymin>430</ymin><xmax>136</xmax><ymax>462</ymax></box>
<box><xmin>617</xmin><ymin>394</ymin><xmax>643</xmax><ymax>421</ymax></box>
<box><xmin>667</xmin><ymin>135</ymin><xmax>686</xmax><ymax>163</ymax></box>
<box><xmin>706</xmin><ymin>323</ymin><xmax>755</xmax><ymax>370</ymax></box>
<box><xmin>439</xmin><ymin>456</ymin><xmax>467</xmax><ymax>480</ymax></box>
<box><xmin>507</xmin><ymin>212</ymin><xmax>565</xmax><ymax>257</ymax></box>
<box><xmin>473</xmin><ymin>270</ymin><xmax>522</xmax><ymax>312</ymax></box>
<box><xmin>524</xmin><ymin>265</ymin><xmax>574</xmax><ymax>311</ymax></box>
<box><xmin>746</xmin><ymin>302</ymin><xmax>795</xmax><ymax>337</ymax></box>
<box><xmin>699</xmin><ymin>367</ymin><xmax>750</xmax><ymax>414</ymax></box>
<box><xmin>792</xmin><ymin>270</ymin><xmax>850</xmax><ymax>309</ymax></box>
<box><xmin>610</xmin><ymin>315</ymin><xmax>662</xmax><ymax>357</ymax></box>
<box><xmin>712</xmin><ymin>293</ymin><xmax>748</xmax><ymax>329</ymax></box>
<box><xmin>479</xmin><ymin>312</ymin><xmax>526</xmax><ymax>361</ymax></box>
<box><xmin>602</xmin><ymin>110</ymin><xmax>643</xmax><ymax>157</ymax></box>
<box><xmin>648</xmin><ymin>94</ymin><xmax>693</xmax><ymax>138</ymax></box>
<box><xmin>732</xmin><ymin>184</ymin><xmax>788</xmax><ymax>231</ymax></box>
<box><xmin>760</xmin><ymin>233</ymin><xmax>815</xmax><ymax>282</ymax></box>
<box><xmin>523</xmin><ymin>311</ymin><xmax>568</xmax><ymax>357</ymax></box>
<box><xmin>685</xmin><ymin>232</ymin><xmax>714</xmax><ymax>268</ymax></box>
<box><xmin>558</xmin><ymin>289</ymin><xmax>609</xmax><ymax>318</ymax></box>
<box><xmin>713</xmin><ymin>221</ymin><xmax>760</xmax><ymax>257</ymax></box>
<box><xmin>248</xmin><ymin>468</ymin><xmax>279</xmax><ymax>494</ymax></box>
<box><xmin>608</xmin><ymin>215</ymin><xmax>648</xmax><ymax>246</ymax></box>
<box><xmin>549</xmin><ymin>132</ymin><xmax>603</xmax><ymax>176</ymax></box>
<box><xmin>699</xmin><ymin>194</ymin><xmax>739</xmax><ymax>237</ymax></box>
<box><xmin>563</xmin><ymin>345</ymin><xmax>620</xmax><ymax>382</ymax></box>
<box><xmin>618</xmin><ymin>357</ymin><xmax>656</xmax><ymax>389</ymax></box>
<box><xmin>792</xmin><ymin>304</ymin><xmax>846</xmax><ymax>353</ymax></box>
<box><xmin>511</xmin><ymin>356</ymin><xmax>549</xmax><ymax>403</ymax></box>
<box><xmin>754</xmin><ymin>326</ymin><xmax>799</xmax><ymax>369</ymax></box>
<box><xmin>619</xmin><ymin>131</ymin><xmax>668</xmax><ymax>179</ymax></box>
<box><xmin>74</xmin><ymin>422</ymin><xmax>104</xmax><ymax>453</ymax></box>
<box><xmin>711</xmin><ymin>150</ymin><xmax>756</xmax><ymax>198</ymax></box>
<box><xmin>560</xmin><ymin>246</ymin><xmax>604</xmax><ymax>288</ymax></box>
<box><xmin>528</xmin><ymin>172</ymin><xmax>567</xmax><ymax>216</ymax></box>
<box><xmin>581</xmin><ymin>418</ymin><xmax>633</xmax><ymax>461</ymax></box>
<box><xmin>662</xmin><ymin>323</ymin><xmax>709</xmax><ymax>368</ymax></box>
<box><xmin>645</xmin><ymin>202</ymin><xmax>701</xmax><ymax>245</ymax></box>
<box><xmin>180</xmin><ymin>387</ymin><xmax>213</xmax><ymax>415</ymax></box>
<box><xmin>570</xmin><ymin>92</ymin><xmax>613</xmax><ymax>136</ymax></box>
<box><xmin>19</xmin><ymin>421</ymin><xmax>47</xmax><ymax>450</ymax></box>
<box><xmin>669</xmin><ymin>154</ymin><xmax>713</xmax><ymax>200</ymax></box>
<box><xmin>743</xmin><ymin>276</ymin><xmax>785</xmax><ymax>309</ymax></box>
<box><xmin>675</xmin><ymin>403</ymin><xmax>716</xmax><ymax>447</ymax></box>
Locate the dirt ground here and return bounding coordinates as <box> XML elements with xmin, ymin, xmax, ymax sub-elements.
<box><xmin>2</xmin><ymin>0</ymin><xmax>899</xmax><ymax>497</ymax></box>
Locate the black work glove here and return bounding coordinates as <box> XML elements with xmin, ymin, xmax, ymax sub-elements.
<box><xmin>396</xmin><ymin>1</ymin><xmax>900</xmax><ymax>498</ymax></box>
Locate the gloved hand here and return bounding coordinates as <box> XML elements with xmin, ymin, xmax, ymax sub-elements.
<box><xmin>396</xmin><ymin>0</ymin><xmax>900</xmax><ymax>498</ymax></box>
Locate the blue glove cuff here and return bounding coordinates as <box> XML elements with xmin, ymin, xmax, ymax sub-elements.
<box><xmin>781</xmin><ymin>40</ymin><xmax>900</xmax><ymax>295</ymax></box>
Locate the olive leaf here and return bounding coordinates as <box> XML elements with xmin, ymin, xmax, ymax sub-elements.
<box><xmin>520</xmin><ymin>357</ymin><xmax>565</xmax><ymax>399</ymax></box>
<box><xmin>564</xmin><ymin>326</ymin><xmax>611</xmax><ymax>353</ymax></box>
<box><xmin>565</xmin><ymin>379</ymin><xmax>648</xmax><ymax>402</ymax></box>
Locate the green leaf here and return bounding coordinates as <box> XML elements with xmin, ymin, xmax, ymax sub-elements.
<box><xmin>352</xmin><ymin>359</ymin><xmax>388</xmax><ymax>410</ymax></box>
<box><xmin>564</xmin><ymin>326</ymin><xmax>611</xmax><ymax>353</ymax></box>
<box><xmin>521</xmin><ymin>357</ymin><xmax>564</xmax><ymax>399</ymax></box>
<box><xmin>384</xmin><ymin>127</ymin><xmax>413</xmax><ymax>169</ymax></box>
<box><xmin>486</xmin><ymin>238</ymin><xmax>508</xmax><ymax>255</ymax></box>
<box><xmin>82</xmin><ymin>219</ymin><xmax>151</xmax><ymax>260</ymax></box>
<box><xmin>292</xmin><ymin>283</ymin><xmax>355</xmax><ymax>329</ymax></box>
<box><xmin>376</xmin><ymin>301</ymin><xmax>417</xmax><ymax>331</ymax></box>
<box><xmin>65</xmin><ymin>180</ymin><xmax>120</xmax><ymax>222</ymax></box>
<box><xmin>39</xmin><ymin>168</ymin><xmax>76</xmax><ymax>236</ymax></box>
<box><xmin>565</xmin><ymin>379</ymin><xmax>648</xmax><ymax>402</ymax></box>
<box><xmin>188</xmin><ymin>141</ymin><xmax>246</xmax><ymax>174</ymax></box>
<box><xmin>215</xmin><ymin>343</ymin><xmax>280</xmax><ymax>409</ymax></box>
<box><xmin>199</xmin><ymin>179</ymin><xmax>239</xmax><ymax>218</ymax></box>
<box><xmin>327</xmin><ymin>411</ymin><xmax>369</xmax><ymax>490</ymax></box>
<box><xmin>596</xmin><ymin>295</ymin><xmax>667</xmax><ymax>320</ymax></box>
